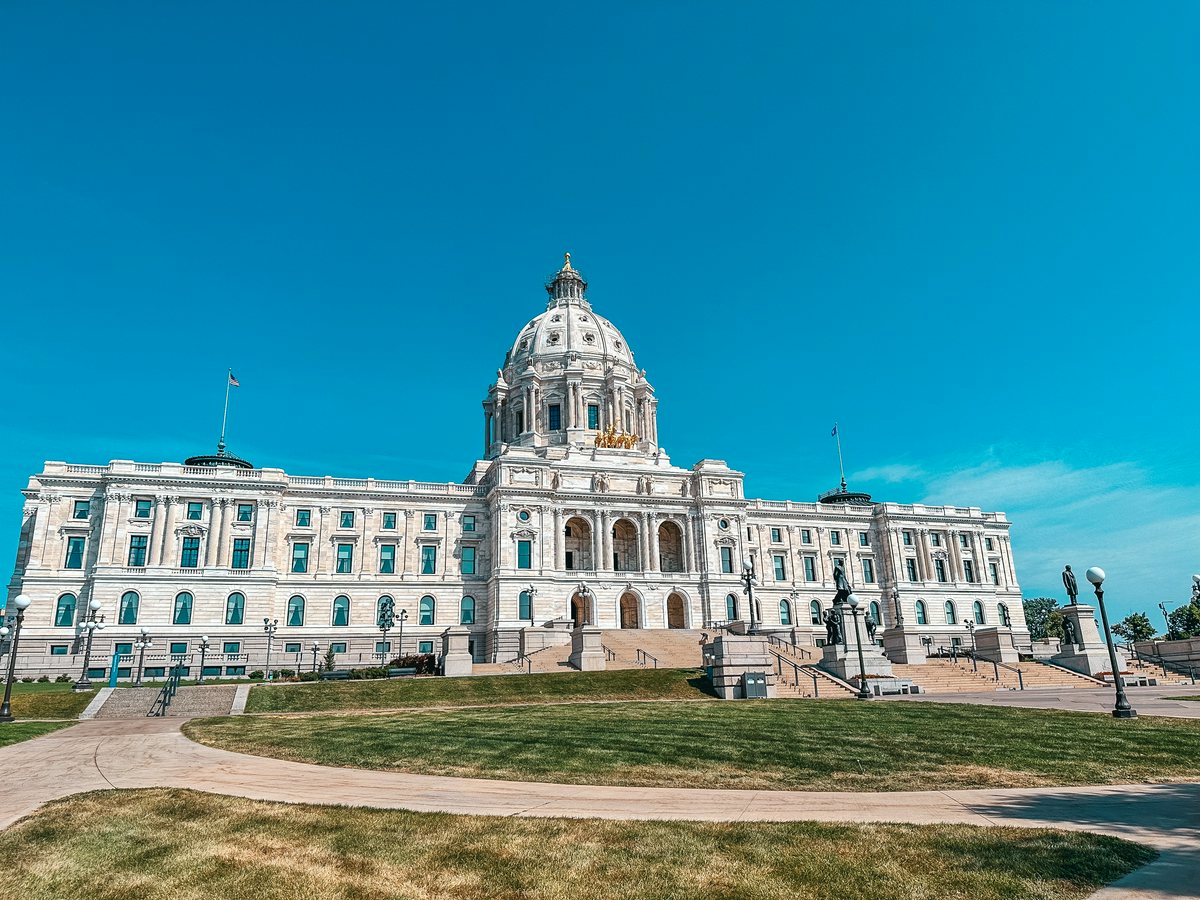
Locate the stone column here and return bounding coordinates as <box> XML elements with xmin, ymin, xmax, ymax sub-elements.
<box><xmin>359</xmin><ymin>508</ymin><xmax>371</xmax><ymax>576</ymax></box>
<box><xmin>682</xmin><ymin>515</ymin><xmax>695</xmax><ymax>573</ymax></box>
<box><xmin>600</xmin><ymin>510</ymin><xmax>612</xmax><ymax>571</ymax></box>
<box><xmin>158</xmin><ymin>497</ymin><xmax>177</xmax><ymax>567</ymax></box>
<box><xmin>149</xmin><ymin>495</ymin><xmax>166</xmax><ymax>566</ymax></box>
<box><xmin>917</xmin><ymin>529</ymin><xmax>932</xmax><ymax>581</ymax></box>
<box><xmin>590</xmin><ymin>511</ymin><xmax>601</xmax><ymax>572</ymax></box>
<box><xmin>648</xmin><ymin>513</ymin><xmax>660</xmax><ymax>572</ymax></box>
<box><xmin>947</xmin><ymin>530</ymin><xmax>964</xmax><ymax>583</ymax></box>
<box><xmin>554</xmin><ymin>508</ymin><xmax>565</xmax><ymax>570</ymax></box>
<box><xmin>217</xmin><ymin>498</ymin><xmax>234</xmax><ymax>567</ymax></box>
<box><xmin>204</xmin><ymin>498</ymin><xmax>220</xmax><ymax>566</ymax></box>
<box><xmin>255</xmin><ymin>499</ymin><xmax>275</xmax><ymax>569</ymax></box>
<box><xmin>99</xmin><ymin>493</ymin><xmax>126</xmax><ymax>564</ymax></box>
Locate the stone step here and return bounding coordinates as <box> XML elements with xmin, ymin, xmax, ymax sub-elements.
<box><xmin>95</xmin><ymin>684</ymin><xmax>237</xmax><ymax>718</ymax></box>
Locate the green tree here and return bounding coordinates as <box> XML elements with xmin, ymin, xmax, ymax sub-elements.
<box><xmin>1166</xmin><ymin>603</ymin><xmax>1200</xmax><ymax>640</ymax></box>
<box><xmin>1112</xmin><ymin>612</ymin><xmax>1157</xmax><ymax>643</ymax></box>
<box><xmin>321</xmin><ymin>646</ymin><xmax>337</xmax><ymax>673</ymax></box>
<box><xmin>1023</xmin><ymin>597</ymin><xmax>1064</xmax><ymax>641</ymax></box>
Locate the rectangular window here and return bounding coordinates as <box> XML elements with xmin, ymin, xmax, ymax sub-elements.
<box><xmin>517</xmin><ymin>540</ymin><xmax>532</xmax><ymax>569</ymax></box>
<box><xmin>114</xmin><ymin>642</ymin><xmax>133</xmax><ymax>655</ymax></box>
<box><xmin>959</xmin><ymin>533</ymin><xmax>969</xmax><ymax>548</ymax></box>
<box><xmin>420</xmin><ymin>545</ymin><xmax>436</xmax><ymax>575</ymax></box>
<box><xmin>862</xmin><ymin>559</ymin><xmax>875</xmax><ymax>583</ymax></box>
<box><xmin>859</xmin><ymin>531</ymin><xmax>870</xmax><ymax>547</ymax></box>
<box><xmin>338</xmin><ymin>510</ymin><xmax>354</xmax><ymax>529</ymax></box>
<box><xmin>772</xmin><ymin>554</ymin><xmax>786</xmax><ymax>580</ymax></box>
<box><xmin>418</xmin><ymin>640</ymin><xmax>434</xmax><ymax>654</ymax></box>
<box><xmin>382</xmin><ymin>512</ymin><xmax>397</xmax><ymax>530</ymax></box>
<box><xmin>64</xmin><ymin>536</ymin><xmax>85</xmax><ymax>569</ymax></box>
<box><xmin>830</xmin><ymin>532</ymin><xmax>841</xmax><ymax>546</ymax></box>
<box><xmin>379</xmin><ymin>544</ymin><xmax>396</xmax><ymax>574</ymax></box>
<box><xmin>720</xmin><ymin>546</ymin><xmax>733</xmax><ymax>574</ymax></box>
<box><xmin>291</xmin><ymin>542</ymin><xmax>309</xmax><ymax>573</ymax></box>
<box><xmin>963</xmin><ymin>560</ymin><xmax>975</xmax><ymax>583</ymax></box>
<box><xmin>336</xmin><ymin>544</ymin><xmax>354</xmax><ymax>574</ymax></box>
<box><xmin>423</xmin><ymin>513</ymin><xmax>436</xmax><ymax>531</ymax></box>
<box><xmin>87</xmin><ymin>668</ymin><xmax>106</xmax><ymax>679</ymax></box>
<box><xmin>237</xmin><ymin>503</ymin><xmax>253</xmax><ymax>522</ymax></box>
<box><xmin>223</xmin><ymin>641</ymin><xmax>241</xmax><ymax>654</ymax></box>
<box><xmin>144</xmin><ymin>667</ymin><xmax>165</xmax><ymax>678</ymax></box>
<box><xmin>906</xmin><ymin>558</ymin><xmax>919</xmax><ymax>582</ymax></box>
<box><xmin>770</xmin><ymin>527</ymin><xmax>781</xmax><ymax>543</ymax></box>
<box><xmin>50</xmin><ymin>644</ymin><xmax>68</xmax><ymax>656</ymax></box>
<box><xmin>989</xmin><ymin>562</ymin><xmax>1000</xmax><ymax>585</ymax></box>
<box><xmin>801</xmin><ymin>529</ymin><xmax>812</xmax><ymax>544</ymax></box>
<box><xmin>935</xmin><ymin>559</ymin><xmax>947</xmax><ymax>582</ymax></box>
<box><xmin>231</xmin><ymin>538</ymin><xmax>251</xmax><ymax>570</ymax></box>
<box><xmin>462</xmin><ymin>515</ymin><xmax>476</xmax><ymax>532</ymax></box>
<box><xmin>127</xmin><ymin>535</ymin><xmax>148</xmax><ymax>567</ymax></box>
<box><xmin>200</xmin><ymin>665</ymin><xmax>222</xmax><ymax>677</ymax></box>
<box><xmin>804</xmin><ymin>556</ymin><xmax>816</xmax><ymax>582</ymax></box>
<box><xmin>461</xmin><ymin>546</ymin><xmax>476</xmax><ymax>575</ymax></box>
<box><xmin>285</xmin><ymin>642</ymin><xmax>302</xmax><ymax>654</ymax></box>
<box><xmin>931</xmin><ymin>532</ymin><xmax>941</xmax><ymax>547</ymax></box>
<box><xmin>295</xmin><ymin>508</ymin><xmax>311</xmax><ymax>527</ymax></box>
<box><xmin>375</xmin><ymin>641</ymin><xmax>391</xmax><ymax>655</ymax></box>
<box><xmin>565</xmin><ymin>550</ymin><xmax>575</xmax><ymax>570</ymax></box>
<box><xmin>225</xmin><ymin>666</ymin><xmax>246</xmax><ymax>677</ymax></box>
<box><xmin>186</xmin><ymin>501</ymin><xmax>203</xmax><ymax>520</ymax></box>
<box><xmin>330</xmin><ymin>642</ymin><xmax>347</xmax><ymax>654</ymax></box>
<box><xmin>549</xmin><ymin>404</ymin><xmax>562</xmax><ymax>431</ymax></box>
<box><xmin>169</xmin><ymin>641</ymin><xmax>188</xmax><ymax>655</ymax></box>
<box><xmin>587</xmin><ymin>404</ymin><xmax>599</xmax><ymax>429</ymax></box>
<box><xmin>833</xmin><ymin>556</ymin><xmax>846</xmax><ymax>571</ymax></box>
<box><xmin>515</xmin><ymin>410</ymin><xmax>525</xmax><ymax>433</ymax></box>
<box><xmin>73</xmin><ymin>500</ymin><xmax>90</xmax><ymax>519</ymax></box>
<box><xmin>985</xmin><ymin>537</ymin><xmax>994</xmax><ymax>550</ymax></box>
<box><xmin>180</xmin><ymin>537</ymin><xmax>201</xmax><ymax>568</ymax></box>
<box><xmin>135</xmin><ymin>499</ymin><xmax>152</xmax><ymax>518</ymax></box>
<box><xmin>903</xmin><ymin>530</ymin><xmax>913</xmax><ymax>546</ymax></box>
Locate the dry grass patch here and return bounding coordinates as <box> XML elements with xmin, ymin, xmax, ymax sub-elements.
<box><xmin>0</xmin><ymin>788</ymin><xmax>1154</xmax><ymax>900</ymax></box>
<box><xmin>0</xmin><ymin>721</ymin><xmax>70</xmax><ymax>748</ymax></box>
<box><xmin>4</xmin><ymin>683</ymin><xmax>96</xmax><ymax>719</ymax></box>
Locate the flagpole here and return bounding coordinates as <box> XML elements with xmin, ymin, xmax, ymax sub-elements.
<box><xmin>834</xmin><ymin>421</ymin><xmax>846</xmax><ymax>491</ymax></box>
<box><xmin>219</xmin><ymin>369</ymin><xmax>232</xmax><ymax>453</ymax></box>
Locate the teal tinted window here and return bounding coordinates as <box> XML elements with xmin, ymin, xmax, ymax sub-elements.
<box><xmin>804</xmin><ymin>557</ymin><xmax>816</xmax><ymax>582</ymax></box>
<box><xmin>336</xmin><ymin>544</ymin><xmax>353</xmax><ymax>574</ymax></box>
<box><xmin>295</xmin><ymin>508</ymin><xmax>311</xmax><ymax>527</ymax></box>
<box><xmin>587</xmin><ymin>405</ymin><xmax>599</xmax><ymax>429</ymax></box>
<box><xmin>332</xmin><ymin>595</ymin><xmax>350</xmax><ymax>627</ymax></box>
<box><xmin>223</xmin><ymin>641</ymin><xmax>241</xmax><ymax>653</ymax></box>
<box><xmin>144</xmin><ymin>667</ymin><xmax>166</xmax><ymax>678</ymax></box>
<box><xmin>772</xmin><ymin>555</ymin><xmax>785</xmax><ymax>580</ymax></box>
<box><xmin>462</xmin><ymin>515</ymin><xmax>475</xmax><ymax>532</ymax></box>
<box><xmin>423</xmin><ymin>513</ymin><xmax>436</xmax><ymax>531</ymax></box>
<box><xmin>973</xmin><ymin>601</ymin><xmax>985</xmax><ymax>625</ymax></box>
<box><xmin>292</xmin><ymin>542</ymin><xmax>309</xmax><ymax>573</ymax></box>
<box><xmin>180</xmin><ymin>537</ymin><xmax>200</xmax><ymax>568</ymax></box>
<box><xmin>944</xmin><ymin>601</ymin><xmax>957</xmax><ymax>625</ymax></box>
<box><xmin>231</xmin><ymin>538</ymin><xmax>251</xmax><ymax>569</ymax></box>
<box><xmin>830</xmin><ymin>532</ymin><xmax>841</xmax><ymax>546</ymax></box>
<box><xmin>186</xmin><ymin>502</ymin><xmax>203</xmax><ymax>520</ymax></box>
<box><xmin>329</xmin><ymin>642</ymin><xmax>347</xmax><ymax>654</ymax></box>
<box><xmin>237</xmin><ymin>503</ymin><xmax>253</xmax><ymax>522</ymax></box>
<box><xmin>284</xmin><ymin>642</ymin><xmax>302</xmax><ymax>653</ymax></box>
<box><xmin>114</xmin><ymin>642</ymin><xmax>133</xmax><ymax>655</ymax></box>
<box><xmin>419</xmin><ymin>595</ymin><xmax>434</xmax><ymax>626</ymax></box>
<box><xmin>225</xmin><ymin>666</ymin><xmax>246</xmax><ymax>676</ymax></box>
<box><xmin>779</xmin><ymin>600</ymin><xmax>792</xmax><ymax>626</ymax></box>
<box><xmin>173</xmin><ymin>593</ymin><xmax>193</xmax><ymax>625</ymax></box>
<box><xmin>420</xmin><ymin>546</ymin><xmax>436</xmax><ymax>575</ymax></box>
<box><xmin>169</xmin><ymin>642</ymin><xmax>187</xmax><ymax>654</ymax></box>
<box><xmin>460</xmin><ymin>546</ymin><xmax>475</xmax><ymax>575</ymax></box>
<box><xmin>418</xmin><ymin>640</ymin><xmax>433</xmax><ymax>654</ymax></box>
<box><xmin>54</xmin><ymin>594</ymin><xmax>77</xmax><ymax>627</ymax></box>
<box><xmin>719</xmin><ymin>547</ymin><xmax>733</xmax><ymax>574</ymax></box>
<box><xmin>770</xmin><ymin>527</ymin><xmax>781</xmax><ymax>543</ymax></box>
<box><xmin>287</xmin><ymin>595</ymin><xmax>305</xmax><ymax>627</ymax></box>
<box><xmin>379</xmin><ymin>545</ymin><xmax>395</xmax><ymax>574</ymax></box>
<box><xmin>915</xmin><ymin>600</ymin><xmax>928</xmax><ymax>625</ymax></box>
<box><xmin>859</xmin><ymin>532</ymin><xmax>870</xmax><ymax>546</ymax></box>
<box><xmin>869</xmin><ymin>601</ymin><xmax>881</xmax><ymax>626</ymax></box>
<box><xmin>725</xmin><ymin>594</ymin><xmax>737</xmax><ymax>620</ymax></box>
<box><xmin>810</xmin><ymin>601</ymin><xmax>821</xmax><ymax>625</ymax></box>
<box><xmin>128</xmin><ymin>535</ymin><xmax>148</xmax><ymax>567</ymax></box>
<box><xmin>376</xmin><ymin>596</ymin><xmax>394</xmax><ymax>626</ymax></box>
<box><xmin>548</xmin><ymin>404</ymin><xmax>561</xmax><ymax>431</ymax></box>
<box><xmin>50</xmin><ymin>644</ymin><xmax>68</xmax><ymax>656</ymax></box>
<box><xmin>135</xmin><ymin>499</ymin><xmax>152</xmax><ymax>518</ymax></box>
<box><xmin>225</xmin><ymin>592</ymin><xmax>245</xmax><ymax>625</ymax></box>
<box><xmin>64</xmin><ymin>537</ymin><xmax>85</xmax><ymax>569</ymax></box>
<box><xmin>517</xmin><ymin>540</ymin><xmax>531</xmax><ymax>569</ymax></box>
<box><xmin>862</xmin><ymin>559</ymin><xmax>875</xmax><ymax>583</ymax></box>
<box><xmin>382</xmin><ymin>512</ymin><xmax>396</xmax><ymax>529</ymax></box>
<box><xmin>118</xmin><ymin>591</ymin><xmax>139</xmax><ymax>625</ymax></box>
<box><xmin>460</xmin><ymin>595</ymin><xmax>475</xmax><ymax>624</ymax></box>
<box><xmin>339</xmin><ymin>510</ymin><xmax>354</xmax><ymax>529</ymax></box>
<box><xmin>202</xmin><ymin>665</ymin><xmax>222</xmax><ymax>677</ymax></box>
<box><xmin>73</xmin><ymin>500</ymin><xmax>90</xmax><ymax>519</ymax></box>
<box><xmin>375</xmin><ymin>641</ymin><xmax>391</xmax><ymax>654</ymax></box>
<box><xmin>518</xmin><ymin>590</ymin><xmax>532</xmax><ymax>620</ymax></box>
<box><xmin>87</xmin><ymin>668</ymin><xmax>106</xmax><ymax>679</ymax></box>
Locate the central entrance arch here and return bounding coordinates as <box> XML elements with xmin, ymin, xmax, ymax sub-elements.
<box><xmin>619</xmin><ymin>591</ymin><xmax>640</xmax><ymax>629</ymax></box>
<box><xmin>666</xmin><ymin>592</ymin><xmax>687</xmax><ymax>629</ymax></box>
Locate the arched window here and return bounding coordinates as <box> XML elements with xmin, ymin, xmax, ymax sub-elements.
<box><xmin>460</xmin><ymin>595</ymin><xmax>475</xmax><ymax>625</ymax></box>
<box><xmin>518</xmin><ymin>590</ymin><xmax>532</xmax><ymax>620</ymax></box>
<box><xmin>118</xmin><ymin>591</ymin><xmax>139</xmax><ymax>625</ymax></box>
<box><xmin>419</xmin><ymin>595</ymin><xmax>435</xmax><ymax>626</ymax></box>
<box><xmin>287</xmin><ymin>595</ymin><xmax>305</xmax><ymax>627</ymax></box>
<box><xmin>810</xmin><ymin>600</ymin><xmax>822</xmax><ymax>625</ymax></box>
<box><xmin>915</xmin><ymin>599</ymin><xmax>928</xmax><ymax>625</ymax></box>
<box><xmin>225</xmin><ymin>592</ymin><xmax>245</xmax><ymax>625</ymax></box>
<box><xmin>779</xmin><ymin>599</ymin><xmax>792</xmax><ymax>626</ymax></box>
<box><xmin>944</xmin><ymin>600</ymin><xmax>957</xmax><ymax>625</ymax></box>
<box><xmin>725</xmin><ymin>593</ymin><xmax>738</xmax><ymax>621</ymax></box>
<box><xmin>869</xmin><ymin>600</ymin><xmax>881</xmax><ymax>627</ymax></box>
<box><xmin>376</xmin><ymin>595</ymin><xmax>393</xmax><ymax>626</ymax></box>
<box><xmin>54</xmin><ymin>593</ymin><xmax>77</xmax><ymax>627</ymax></box>
<box><xmin>173</xmin><ymin>592</ymin><xmax>193</xmax><ymax>625</ymax></box>
<box><xmin>332</xmin><ymin>595</ymin><xmax>350</xmax><ymax>627</ymax></box>
<box><xmin>998</xmin><ymin>603</ymin><xmax>1011</xmax><ymax>628</ymax></box>
<box><xmin>973</xmin><ymin>600</ymin><xmax>986</xmax><ymax>625</ymax></box>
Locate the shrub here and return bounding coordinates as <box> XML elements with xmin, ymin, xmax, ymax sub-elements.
<box><xmin>275</xmin><ymin>668</ymin><xmax>296</xmax><ymax>679</ymax></box>
<box><xmin>36</xmin><ymin>675</ymin><xmax>50</xmax><ymax>683</ymax></box>
<box><xmin>348</xmin><ymin>666</ymin><xmax>390</xmax><ymax>680</ymax></box>
<box><xmin>248</xmin><ymin>670</ymin><xmax>264</xmax><ymax>680</ymax></box>
<box><xmin>388</xmin><ymin>653</ymin><xmax>438</xmax><ymax>675</ymax></box>
<box><xmin>55</xmin><ymin>674</ymin><xmax>72</xmax><ymax>683</ymax></box>
<box><xmin>298</xmin><ymin>671</ymin><xmax>320</xmax><ymax>682</ymax></box>
<box><xmin>20</xmin><ymin>677</ymin><xmax>34</xmax><ymax>683</ymax></box>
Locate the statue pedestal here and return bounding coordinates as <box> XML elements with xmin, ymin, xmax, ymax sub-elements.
<box><xmin>882</xmin><ymin>627</ymin><xmax>929</xmax><ymax>665</ymax></box>
<box><xmin>973</xmin><ymin>627</ymin><xmax>1020</xmax><ymax>664</ymax></box>
<box><xmin>820</xmin><ymin>636</ymin><xmax>894</xmax><ymax>683</ymax></box>
<box><xmin>440</xmin><ymin>626</ymin><xmax>474</xmax><ymax>677</ymax></box>
<box><xmin>1051</xmin><ymin>605</ymin><xmax>1125</xmax><ymax>678</ymax></box>
<box><xmin>705</xmin><ymin>635</ymin><xmax>776</xmax><ymax>699</ymax></box>
<box><xmin>569</xmin><ymin>625</ymin><xmax>606</xmax><ymax>671</ymax></box>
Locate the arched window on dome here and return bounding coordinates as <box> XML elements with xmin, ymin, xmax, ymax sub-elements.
<box><xmin>915</xmin><ymin>599</ymin><xmax>928</xmax><ymax>625</ymax></box>
<box><xmin>973</xmin><ymin>600</ymin><xmax>986</xmax><ymax>625</ymax></box>
<box><xmin>810</xmin><ymin>600</ymin><xmax>822</xmax><ymax>626</ymax></box>
<box><xmin>54</xmin><ymin>593</ymin><xmax>77</xmax><ymax>627</ymax></box>
<box><xmin>779</xmin><ymin>599</ymin><xmax>792</xmax><ymax>626</ymax></box>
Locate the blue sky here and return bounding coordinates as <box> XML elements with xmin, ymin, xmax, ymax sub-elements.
<box><xmin>2</xmin><ymin>3</ymin><xmax>1197</xmax><ymax>623</ymax></box>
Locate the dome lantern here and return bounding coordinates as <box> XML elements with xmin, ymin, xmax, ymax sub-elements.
<box><xmin>546</xmin><ymin>252</ymin><xmax>588</xmax><ymax>303</ymax></box>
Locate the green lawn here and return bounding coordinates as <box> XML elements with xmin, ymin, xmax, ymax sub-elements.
<box><xmin>187</xmin><ymin>700</ymin><xmax>1200</xmax><ymax>791</ymax></box>
<box><xmin>0</xmin><ymin>721</ymin><xmax>71</xmax><ymax>748</ymax></box>
<box><xmin>3</xmin><ymin>683</ymin><xmax>95</xmax><ymax>719</ymax></box>
<box><xmin>0</xmin><ymin>788</ymin><xmax>1154</xmax><ymax>900</ymax></box>
<box><xmin>245</xmin><ymin>667</ymin><xmax>711</xmax><ymax>713</ymax></box>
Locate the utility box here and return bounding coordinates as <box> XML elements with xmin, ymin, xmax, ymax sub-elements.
<box><xmin>742</xmin><ymin>671</ymin><xmax>768</xmax><ymax>699</ymax></box>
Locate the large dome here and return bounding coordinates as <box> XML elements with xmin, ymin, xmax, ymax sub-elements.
<box><xmin>481</xmin><ymin>255</ymin><xmax>659</xmax><ymax>458</ymax></box>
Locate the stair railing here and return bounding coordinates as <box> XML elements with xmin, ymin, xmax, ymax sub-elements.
<box><xmin>767</xmin><ymin>633</ymin><xmax>813</xmax><ymax>660</ymax></box>
<box><xmin>601</xmin><ymin>643</ymin><xmax>617</xmax><ymax>661</ymax></box>
<box><xmin>970</xmin><ymin>650</ymin><xmax>1026</xmax><ymax>690</ymax></box>
<box><xmin>147</xmin><ymin>663</ymin><xmax>183</xmax><ymax>717</ymax></box>
<box><xmin>635</xmin><ymin>649</ymin><xmax>658</xmax><ymax>669</ymax></box>
<box><xmin>770</xmin><ymin>648</ymin><xmax>821</xmax><ymax>697</ymax></box>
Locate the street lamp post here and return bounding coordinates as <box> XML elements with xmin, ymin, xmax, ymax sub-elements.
<box><xmin>197</xmin><ymin>636</ymin><xmax>211</xmax><ymax>684</ymax></box>
<box><xmin>263</xmin><ymin>618</ymin><xmax>278</xmax><ymax>681</ymax></box>
<box><xmin>965</xmin><ymin>621</ymin><xmax>977</xmax><ymax>671</ymax></box>
<box><xmin>847</xmin><ymin>593</ymin><xmax>872</xmax><ymax>700</ymax></box>
<box><xmin>1086</xmin><ymin>567</ymin><xmax>1136</xmax><ymax>719</ymax></box>
<box><xmin>397</xmin><ymin>609</ymin><xmax>408</xmax><ymax>658</ymax></box>
<box><xmin>0</xmin><ymin>594</ymin><xmax>34</xmax><ymax>723</ymax></box>
<box><xmin>134</xmin><ymin>628</ymin><xmax>152</xmax><ymax>687</ymax></box>
<box><xmin>741</xmin><ymin>557</ymin><xmax>759</xmax><ymax>633</ymax></box>
<box><xmin>74</xmin><ymin>598</ymin><xmax>106</xmax><ymax>692</ymax></box>
<box><xmin>310</xmin><ymin>641</ymin><xmax>320</xmax><ymax>674</ymax></box>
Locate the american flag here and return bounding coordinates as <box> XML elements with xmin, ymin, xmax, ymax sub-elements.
<box><xmin>228</xmin><ymin>372</ymin><xmax>240</xmax><ymax>387</ymax></box>
<box><xmin>831</xmin><ymin>424</ymin><xmax>837</xmax><ymax>437</ymax></box>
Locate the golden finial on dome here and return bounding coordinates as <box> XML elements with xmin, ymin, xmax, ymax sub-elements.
<box><xmin>562</xmin><ymin>252</ymin><xmax>572</xmax><ymax>271</ymax></box>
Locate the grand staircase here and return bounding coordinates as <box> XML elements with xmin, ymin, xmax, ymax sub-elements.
<box><xmin>95</xmin><ymin>685</ymin><xmax>238</xmax><ymax>718</ymax></box>
<box><xmin>888</xmin><ymin>658</ymin><xmax>1107</xmax><ymax>694</ymax></box>
<box><xmin>600</xmin><ymin>629</ymin><xmax>707</xmax><ymax>669</ymax></box>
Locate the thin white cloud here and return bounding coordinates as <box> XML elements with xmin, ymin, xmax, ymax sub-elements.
<box><xmin>851</xmin><ymin>463</ymin><xmax>926</xmax><ymax>484</ymax></box>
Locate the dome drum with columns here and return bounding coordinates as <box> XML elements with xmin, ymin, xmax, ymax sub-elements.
<box><xmin>483</xmin><ymin>254</ymin><xmax>659</xmax><ymax>458</ymax></box>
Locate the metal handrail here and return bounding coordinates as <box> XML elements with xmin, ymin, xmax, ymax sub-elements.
<box><xmin>601</xmin><ymin>643</ymin><xmax>617</xmax><ymax>661</ymax></box>
<box><xmin>147</xmin><ymin>664</ymin><xmax>183</xmax><ymax>717</ymax></box>
<box><xmin>766</xmin><ymin>633</ymin><xmax>814</xmax><ymax>660</ymax></box>
<box><xmin>635</xmin><ymin>649</ymin><xmax>658</xmax><ymax>669</ymax></box>
<box><xmin>772</xmin><ymin>651</ymin><xmax>819</xmax><ymax>697</ymax></box>
<box><xmin>1124</xmin><ymin>644</ymin><xmax>1199</xmax><ymax>683</ymax></box>
<box><xmin>968</xmin><ymin>649</ymin><xmax>1026</xmax><ymax>690</ymax></box>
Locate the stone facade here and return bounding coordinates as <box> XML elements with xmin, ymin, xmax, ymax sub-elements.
<box><xmin>2</xmin><ymin>258</ymin><xmax>1029</xmax><ymax>680</ymax></box>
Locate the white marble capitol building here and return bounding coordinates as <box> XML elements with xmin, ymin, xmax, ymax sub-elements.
<box><xmin>5</xmin><ymin>256</ymin><xmax>1029</xmax><ymax>679</ymax></box>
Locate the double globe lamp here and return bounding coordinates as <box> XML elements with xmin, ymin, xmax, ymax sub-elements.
<box><xmin>0</xmin><ymin>593</ymin><xmax>34</xmax><ymax>723</ymax></box>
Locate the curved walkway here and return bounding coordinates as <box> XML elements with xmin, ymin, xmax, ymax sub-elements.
<box><xmin>1</xmin><ymin>719</ymin><xmax>1196</xmax><ymax>899</ymax></box>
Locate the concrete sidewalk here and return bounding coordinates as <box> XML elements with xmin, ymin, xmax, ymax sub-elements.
<box><xmin>882</xmin><ymin>682</ymin><xmax>1200</xmax><ymax>718</ymax></box>
<box><xmin>0</xmin><ymin>718</ymin><xmax>1196</xmax><ymax>898</ymax></box>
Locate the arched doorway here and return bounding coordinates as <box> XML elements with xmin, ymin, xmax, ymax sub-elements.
<box><xmin>564</xmin><ymin>516</ymin><xmax>593</xmax><ymax>571</ymax></box>
<box><xmin>619</xmin><ymin>592</ymin><xmax>640</xmax><ymax>629</ymax></box>
<box><xmin>612</xmin><ymin>518</ymin><xmax>639</xmax><ymax>571</ymax></box>
<box><xmin>570</xmin><ymin>591</ymin><xmax>592</xmax><ymax>627</ymax></box>
<box><xmin>666</xmin><ymin>592</ymin><xmax>686</xmax><ymax>629</ymax></box>
<box><xmin>658</xmin><ymin>520</ymin><xmax>683</xmax><ymax>572</ymax></box>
